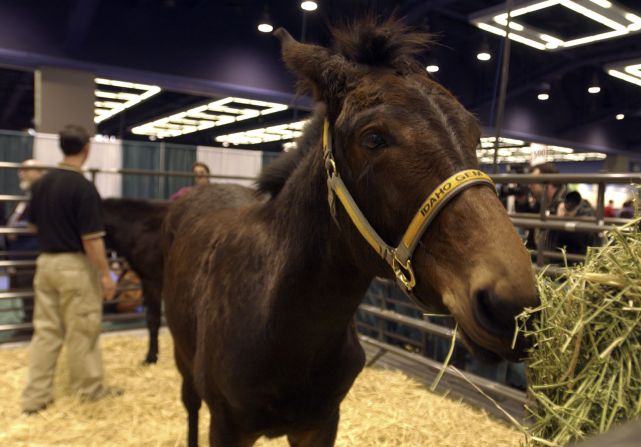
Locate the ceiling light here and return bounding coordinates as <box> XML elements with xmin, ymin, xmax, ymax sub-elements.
<box><xmin>470</xmin><ymin>0</ymin><xmax>641</xmax><ymax>51</ymax></box>
<box><xmin>537</xmin><ymin>82</ymin><xmax>551</xmax><ymax>100</ymax></box>
<box><xmin>94</xmin><ymin>78</ymin><xmax>161</xmax><ymax>123</ymax></box>
<box><xmin>476</xmin><ymin>138</ymin><xmax>605</xmax><ymax>164</ymax></box>
<box><xmin>131</xmin><ymin>97</ymin><xmax>289</xmax><ymax>139</ymax></box>
<box><xmin>477</xmin><ymin>42</ymin><xmax>491</xmax><ymax>61</ymax></box>
<box><xmin>215</xmin><ymin>120</ymin><xmax>307</xmax><ymax>145</ymax></box>
<box><xmin>258</xmin><ymin>7</ymin><xmax>273</xmax><ymax>33</ymax></box>
<box><xmin>588</xmin><ymin>74</ymin><xmax>601</xmax><ymax>94</ymax></box>
<box><xmin>300</xmin><ymin>1</ymin><xmax>317</xmax><ymax>11</ymax></box>
<box><xmin>616</xmin><ymin>113</ymin><xmax>625</xmax><ymax>120</ymax></box>
<box><xmin>426</xmin><ymin>64</ymin><xmax>439</xmax><ymax>73</ymax></box>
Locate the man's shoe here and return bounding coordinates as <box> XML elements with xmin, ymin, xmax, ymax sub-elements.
<box><xmin>81</xmin><ymin>386</ymin><xmax>124</xmax><ymax>402</ymax></box>
<box><xmin>22</xmin><ymin>400</ymin><xmax>52</xmax><ymax>415</ymax></box>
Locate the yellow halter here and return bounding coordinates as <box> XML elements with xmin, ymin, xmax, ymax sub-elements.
<box><xmin>322</xmin><ymin>119</ymin><xmax>496</xmax><ymax>295</ymax></box>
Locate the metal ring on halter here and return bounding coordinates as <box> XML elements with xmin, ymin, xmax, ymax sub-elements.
<box><xmin>325</xmin><ymin>158</ymin><xmax>337</xmax><ymax>178</ymax></box>
<box><xmin>392</xmin><ymin>255</ymin><xmax>416</xmax><ymax>291</ymax></box>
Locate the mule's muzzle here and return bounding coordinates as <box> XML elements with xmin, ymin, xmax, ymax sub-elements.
<box><xmin>473</xmin><ymin>288</ymin><xmax>540</xmax><ymax>361</ymax></box>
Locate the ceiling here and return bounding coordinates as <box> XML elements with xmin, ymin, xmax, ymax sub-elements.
<box><xmin>0</xmin><ymin>0</ymin><xmax>640</xmax><ymax>154</ymax></box>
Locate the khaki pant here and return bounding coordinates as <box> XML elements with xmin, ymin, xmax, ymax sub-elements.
<box><xmin>22</xmin><ymin>253</ymin><xmax>104</xmax><ymax>411</ymax></box>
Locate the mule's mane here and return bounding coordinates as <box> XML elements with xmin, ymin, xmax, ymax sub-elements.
<box><xmin>255</xmin><ymin>111</ymin><xmax>322</xmax><ymax>197</ymax></box>
<box><xmin>332</xmin><ymin>16</ymin><xmax>431</xmax><ymax>73</ymax></box>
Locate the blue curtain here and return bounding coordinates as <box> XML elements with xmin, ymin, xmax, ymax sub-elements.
<box><xmin>121</xmin><ymin>140</ymin><xmax>161</xmax><ymax>199</ymax></box>
<box><xmin>164</xmin><ymin>143</ymin><xmax>196</xmax><ymax>199</ymax></box>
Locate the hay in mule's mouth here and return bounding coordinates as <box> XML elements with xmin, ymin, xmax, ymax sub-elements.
<box><xmin>1</xmin><ymin>331</ymin><xmax>522</xmax><ymax>446</ymax></box>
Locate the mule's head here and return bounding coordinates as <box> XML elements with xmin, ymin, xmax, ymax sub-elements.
<box><xmin>275</xmin><ymin>18</ymin><xmax>538</xmax><ymax>361</ymax></box>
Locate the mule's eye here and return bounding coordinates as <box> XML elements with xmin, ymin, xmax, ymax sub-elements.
<box><xmin>361</xmin><ymin>132</ymin><xmax>389</xmax><ymax>150</ymax></box>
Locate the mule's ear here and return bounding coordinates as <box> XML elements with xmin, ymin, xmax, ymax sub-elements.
<box><xmin>274</xmin><ymin>28</ymin><xmax>332</xmax><ymax>97</ymax></box>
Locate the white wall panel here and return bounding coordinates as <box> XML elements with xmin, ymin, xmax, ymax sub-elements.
<box><xmin>196</xmin><ymin>146</ymin><xmax>262</xmax><ymax>187</ymax></box>
<box><xmin>33</xmin><ymin>133</ymin><xmax>122</xmax><ymax>198</ymax></box>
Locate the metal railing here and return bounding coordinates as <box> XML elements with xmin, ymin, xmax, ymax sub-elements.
<box><xmin>2</xmin><ymin>163</ymin><xmax>639</xmax><ymax>413</ymax></box>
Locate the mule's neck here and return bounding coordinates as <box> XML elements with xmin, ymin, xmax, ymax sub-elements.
<box><xmin>265</xmin><ymin>126</ymin><xmax>374</xmax><ymax>334</ymax></box>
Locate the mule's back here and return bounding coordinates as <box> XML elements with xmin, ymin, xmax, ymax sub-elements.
<box><xmin>162</xmin><ymin>183</ymin><xmax>258</xmax><ymax>252</ymax></box>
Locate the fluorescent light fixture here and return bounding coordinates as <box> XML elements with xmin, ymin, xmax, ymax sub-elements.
<box><xmin>215</xmin><ymin>120</ymin><xmax>307</xmax><ymax>145</ymax></box>
<box><xmin>94</xmin><ymin>78</ymin><xmax>161</xmax><ymax>123</ymax></box>
<box><xmin>131</xmin><ymin>97</ymin><xmax>289</xmax><ymax>139</ymax></box>
<box><xmin>588</xmin><ymin>85</ymin><xmax>601</xmax><ymax>93</ymax></box>
<box><xmin>616</xmin><ymin>113</ymin><xmax>625</xmax><ymax>120</ymax></box>
<box><xmin>301</xmin><ymin>1</ymin><xmax>317</xmax><ymax>11</ymax></box>
<box><xmin>470</xmin><ymin>0</ymin><xmax>641</xmax><ymax>51</ymax></box>
<box><xmin>476</xmin><ymin>139</ymin><xmax>606</xmax><ymax>164</ymax></box>
<box><xmin>426</xmin><ymin>64</ymin><xmax>439</xmax><ymax>73</ymax></box>
<box><xmin>538</xmin><ymin>93</ymin><xmax>550</xmax><ymax>100</ymax></box>
<box><xmin>258</xmin><ymin>23</ymin><xmax>273</xmax><ymax>33</ymax></box>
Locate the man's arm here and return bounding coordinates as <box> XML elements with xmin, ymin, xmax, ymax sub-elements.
<box><xmin>82</xmin><ymin>236</ymin><xmax>116</xmax><ymax>300</ymax></box>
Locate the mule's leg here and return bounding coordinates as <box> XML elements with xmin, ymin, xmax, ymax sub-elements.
<box><xmin>143</xmin><ymin>281</ymin><xmax>161</xmax><ymax>364</ymax></box>
<box><xmin>208</xmin><ymin>402</ymin><xmax>258</xmax><ymax>447</ymax></box>
<box><xmin>182</xmin><ymin>378</ymin><xmax>202</xmax><ymax>447</ymax></box>
<box><xmin>287</xmin><ymin>408</ymin><xmax>340</xmax><ymax>447</ymax></box>
<box><xmin>174</xmin><ymin>349</ymin><xmax>201</xmax><ymax>447</ymax></box>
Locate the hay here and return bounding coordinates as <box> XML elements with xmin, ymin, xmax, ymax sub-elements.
<box><xmin>518</xmin><ymin>219</ymin><xmax>641</xmax><ymax>446</ymax></box>
<box><xmin>0</xmin><ymin>331</ymin><xmax>522</xmax><ymax>446</ymax></box>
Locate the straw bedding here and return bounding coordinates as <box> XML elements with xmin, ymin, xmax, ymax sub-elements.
<box><xmin>518</xmin><ymin>220</ymin><xmax>641</xmax><ymax>446</ymax></box>
<box><xmin>1</xmin><ymin>331</ymin><xmax>521</xmax><ymax>446</ymax></box>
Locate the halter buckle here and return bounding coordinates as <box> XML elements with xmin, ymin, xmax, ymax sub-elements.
<box><xmin>325</xmin><ymin>157</ymin><xmax>337</xmax><ymax>178</ymax></box>
<box><xmin>392</xmin><ymin>255</ymin><xmax>416</xmax><ymax>291</ymax></box>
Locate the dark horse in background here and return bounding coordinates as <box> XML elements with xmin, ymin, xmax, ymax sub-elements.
<box><xmin>101</xmin><ymin>183</ymin><xmax>257</xmax><ymax>364</ymax></box>
<box><xmin>162</xmin><ymin>18</ymin><xmax>539</xmax><ymax>447</ymax></box>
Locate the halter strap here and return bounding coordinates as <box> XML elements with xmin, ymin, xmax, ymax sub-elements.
<box><xmin>322</xmin><ymin>119</ymin><xmax>496</xmax><ymax>294</ymax></box>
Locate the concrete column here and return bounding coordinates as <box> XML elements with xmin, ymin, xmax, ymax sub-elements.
<box><xmin>604</xmin><ymin>155</ymin><xmax>630</xmax><ymax>173</ymax></box>
<box><xmin>34</xmin><ymin>66</ymin><xmax>95</xmax><ymax>135</ymax></box>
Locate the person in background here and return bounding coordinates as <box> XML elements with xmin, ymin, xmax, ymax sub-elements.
<box><xmin>21</xmin><ymin>125</ymin><xmax>120</xmax><ymax>415</ymax></box>
<box><xmin>6</xmin><ymin>159</ymin><xmax>45</xmax><ymax>331</ymax></box>
<box><xmin>169</xmin><ymin>161</ymin><xmax>211</xmax><ymax>201</ymax></box>
<box><xmin>529</xmin><ymin>162</ymin><xmax>597</xmax><ymax>259</ymax></box>
<box><xmin>555</xmin><ymin>191</ymin><xmax>598</xmax><ymax>257</ymax></box>
<box><xmin>618</xmin><ymin>200</ymin><xmax>635</xmax><ymax>218</ymax></box>
<box><xmin>604</xmin><ymin>199</ymin><xmax>617</xmax><ymax>218</ymax></box>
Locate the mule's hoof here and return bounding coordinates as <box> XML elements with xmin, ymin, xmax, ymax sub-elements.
<box><xmin>143</xmin><ymin>357</ymin><xmax>158</xmax><ymax>365</ymax></box>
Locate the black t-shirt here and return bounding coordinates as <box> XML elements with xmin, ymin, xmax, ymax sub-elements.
<box><xmin>27</xmin><ymin>165</ymin><xmax>105</xmax><ymax>253</ymax></box>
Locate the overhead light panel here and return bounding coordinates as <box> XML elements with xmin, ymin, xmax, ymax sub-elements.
<box><xmin>470</xmin><ymin>0</ymin><xmax>641</xmax><ymax>51</ymax></box>
<box><xmin>94</xmin><ymin>78</ymin><xmax>161</xmax><ymax>123</ymax></box>
<box><xmin>131</xmin><ymin>97</ymin><xmax>288</xmax><ymax>139</ymax></box>
<box><xmin>426</xmin><ymin>63</ymin><xmax>439</xmax><ymax>73</ymax></box>
<box><xmin>215</xmin><ymin>121</ymin><xmax>307</xmax><ymax>145</ymax></box>
<box><xmin>607</xmin><ymin>59</ymin><xmax>641</xmax><ymax>88</ymax></box>
<box><xmin>616</xmin><ymin>113</ymin><xmax>625</xmax><ymax>120</ymax></box>
<box><xmin>476</xmin><ymin>139</ymin><xmax>606</xmax><ymax>164</ymax></box>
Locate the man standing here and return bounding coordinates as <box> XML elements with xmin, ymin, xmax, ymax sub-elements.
<box><xmin>21</xmin><ymin>125</ymin><xmax>119</xmax><ymax>415</ymax></box>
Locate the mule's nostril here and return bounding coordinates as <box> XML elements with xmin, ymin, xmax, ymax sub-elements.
<box><xmin>473</xmin><ymin>289</ymin><xmax>516</xmax><ymax>337</ymax></box>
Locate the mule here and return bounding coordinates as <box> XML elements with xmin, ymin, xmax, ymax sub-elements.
<box><xmin>102</xmin><ymin>183</ymin><xmax>257</xmax><ymax>364</ymax></box>
<box><xmin>162</xmin><ymin>18</ymin><xmax>539</xmax><ymax>447</ymax></box>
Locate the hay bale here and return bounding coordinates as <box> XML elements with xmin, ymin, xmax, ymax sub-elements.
<box><xmin>0</xmin><ymin>331</ymin><xmax>521</xmax><ymax>446</ymax></box>
<box><xmin>518</xmin><ymin>219</ymin><xmax>641</xmax><ymax>446</ymax></box>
